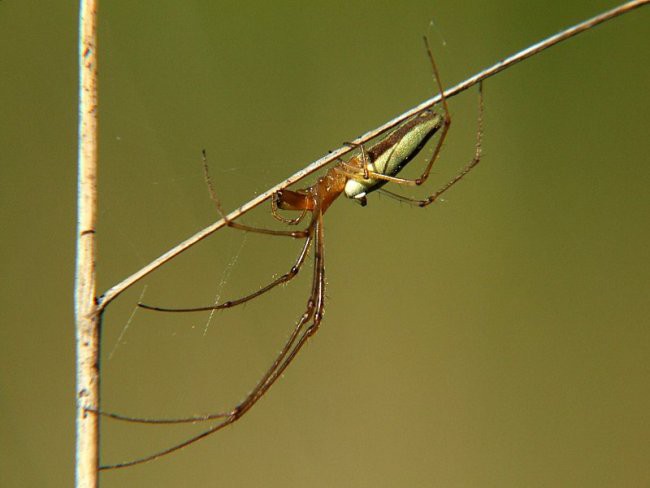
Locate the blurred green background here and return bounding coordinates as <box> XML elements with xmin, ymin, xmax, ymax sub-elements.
<box><xmin>1</xmin><ymin>1</ymin><xmax>649</xmax><ymax>487</ymax></box>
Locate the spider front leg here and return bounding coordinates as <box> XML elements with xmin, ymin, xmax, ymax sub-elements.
<box><xmin>229</xmin><ymin>210</ymin><xmax>326</xmax><ymax>421</ymax></box>
<box><xmin>139</xmin><ymin>166</ymin><xmax>320</xmax><ymax>311</ymax></box>
<box><xmin>271</xmin><ymin>188</ymin><xmax>311</xmax><ymax>225</ymax></box>
<box><xmin>138</xmin><ymin>224</ymin><xmax>315</xmax><ymax>312</ymax></box>
<box><xmin>101</xmin><ymin>212</ymin><xmax>327</xmax><ymax>470</ymax></box>
<box><xmin>202</xmin><ymin>149</ymin><xmax>309</xmax><ymax>238</ymax></box>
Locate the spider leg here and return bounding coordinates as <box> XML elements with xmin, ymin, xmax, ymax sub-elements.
<box><xmin>343</xmin><ymin>141</ymin><xmax>371</xmax><ymax>180</ymax></box>
<box><xmin>271</xmin><ymin>195</ymin><xmax>308</xmax><ymax>225</ymax></box>
<box><xmin>101</xmin><ymin>227</ymin><xmax>314</xmax><ymax>423</ymax></box>
<box><xmin>138</xmin><ymin>220</ymin><xmax>315</xmax><ymax>312</ymax></box>
<box><xmin>224</xmin><ymin>219</ymin><xmax>309</xmax><ymax>238</ymax></box>
<box><xmin>100</xmin><ymin>210</ymin><xmax>327</xmax><ymax>470</ymax></box>
<box><xmin>376</xmin><ymin>81</ymin><xmax>484</xmax><ymax>207</ymax></box>
<box><xmin>336</xmin><ymin>36</ymin><xmax>452</xmax><ymax>189</ymax></box>
<box><xmin>229</xmin><ymin>211</ymin><xmax>325</xmax><ymax>419</ymax></box>
<box><xmin>418</xmin><ymin>82</ymin><xmax>483</xmax><ymax>207</ymax></box>
<box><xmin>202</xmin><ymin>149</ymin><xmax>309</xmax><ymax>238</ymax></box>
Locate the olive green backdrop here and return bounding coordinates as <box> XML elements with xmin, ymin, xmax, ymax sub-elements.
<box><xmin>1</xmin><ymin>1</ymin><xmax>649</xmax><ymax>487</ymax></box>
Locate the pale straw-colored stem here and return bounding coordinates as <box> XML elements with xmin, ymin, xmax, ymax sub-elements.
<box><xmin>97</xmin><ymin>0</ymin><xmax>649</xmax><ymax>311</ymax></box>
<box><xmin>74</xmin><ymin>0</ymin><xmax>100</xmax><ymax>487</ymax></box>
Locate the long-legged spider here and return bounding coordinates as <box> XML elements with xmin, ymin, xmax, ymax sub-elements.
<box><xmin>101</xmin><ymin>37</ymin><xmax>484</xmax><ymax>470</ymax></box>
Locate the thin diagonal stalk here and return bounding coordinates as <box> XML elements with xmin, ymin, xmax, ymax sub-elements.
<box><xmin>97</xmin><ymin>0</ymin><xmax>649</xmax><ymax>312</ymax></box>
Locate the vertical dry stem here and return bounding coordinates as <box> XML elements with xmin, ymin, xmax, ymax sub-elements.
<box><xmin>75</xmin><ymin>0</ymin><xmax>100</xmax><ymax>486</ymax></box>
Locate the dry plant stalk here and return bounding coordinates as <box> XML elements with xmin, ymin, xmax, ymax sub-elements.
<box><xmin>74</xmin><ymin>0</ymin><xmax>99</xmax><ymax>487</ymax></box>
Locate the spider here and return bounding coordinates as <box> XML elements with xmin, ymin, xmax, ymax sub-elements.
<box><xmin>101</xmin><ymin>37</ymin><xmax>484</xmax><ymax>470</ymax></box>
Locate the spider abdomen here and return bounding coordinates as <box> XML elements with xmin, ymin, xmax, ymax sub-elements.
<box><xmin>344</xmin><ymin>110</ymin><xmax>442</xmax><ymax>201</ymax></box>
